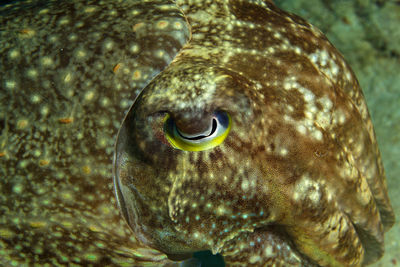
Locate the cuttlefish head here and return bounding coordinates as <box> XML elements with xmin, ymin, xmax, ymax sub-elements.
<box><xmin>113</xmin><ymin>52</ymin><xmax>387</xmax><ymax>265</ymax></box>
<box><xmin>113</xmin><ymin>60</ymin><xmax>284</xmax><ymax>256</ymax></box>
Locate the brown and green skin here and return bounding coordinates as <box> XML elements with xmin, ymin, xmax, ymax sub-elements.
<box><xmin>0</xmin><ymin>0</ymin><xmax>189</xmax><ymax>266</ymax></box>
<box><xmin>115</xmin><ymin>0</ymin><xmax>395</xmax><ymax>266</ymax></box>
<box><xmin>0</xmin><ymin>0</ymin><xmax>394</xmax><ymax>266</ymax></box>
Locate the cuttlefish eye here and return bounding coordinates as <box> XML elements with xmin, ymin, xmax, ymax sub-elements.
<box><xmin>163</xmin><ymin>110</ymin><xmax>231</xmax><ymax>151</ymax></box>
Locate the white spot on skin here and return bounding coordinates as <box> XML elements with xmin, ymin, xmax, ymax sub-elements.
<box><xmin>296</xmin><ymin>124</ymin><xmax>307</xmax><ymax>135</ymax></box>
<box><xmin>49</xmin><ymin>35</ymin><xmax>58</xmax><ymax>43</ymax></box>
<box><xmin>193</xmin><ymin>232</ymin><xmax>200</xmax><ymax>239</ymax></box>
<box><xmin>120</xmin><ymin>99</ymin><xmax>130</xmax><ymax>109</ymax></box>
<box><xmin>319</xmin><ymin>96</ymin><xmax>333</xmax><ymax>111</ymax></box>
<box><xmin>76</xmin><ymin>49</ymin><xmax>87</xmax><ymax>58</ymax></box>
<box><xmin>31</xmin><ymin>94</ymin><xmax>41</xmax><ymax>103</ymax></box>
<box><xmin>68</xmin><ymin>34</ymin><xmax>78</xmax><ymax>41</ymax></box>
<box><xmin>249</xmin><ymin>255</ymin><xmax>261</xmax><ymax>263</ymax></box>
<box><xmin>27</xmin><ymin>69</ymin><xmax>38</xmax><ymax>79</ymax></box>
<box><xmin>334</xmin><ymin>109</ymin><xmax>347</xmax><ymax>125</ymax></box>
<box><xmin>5</xmin><ymin>80</ymin><xmax>16</xmax><ymax>89</ymax></box>
<box><xmin>293</xmin><ymin>175</ymin><xmax>321</xmax><ymax>205</ymax></box>
<box><xmin>265</xmin><ymin>246</ymin><xmax>275</xmax><ymax>257</ymax></box>
<box><xmin>64</xmin><ymin>73</ymin><xmax>72</xmax><ymax>83</ymax></box>
<box><xmin>279</xmin><ymin>148</ymin><xmax>288</xmax><ymax>156</ymax></box>
<box><xmin>58</xmin><ymin>18</ymin><xmax>69</xmax><ymax>25</ymax></box>
<box><xmin>40</xmin><ymin>106</ymin><xmax>50</xmax><ymax>116</ymax></box>
<box><xmin>216</xmin><ymin>205</ymin><xmax>229</xmax><ymax>216</ymax></box>
<box><xmin>283</xmin><ymin>81</ymin><xmax>292</xmax><ymax>90</ymax></box>
<box><xmin>33</xmin><ymin>149</ymin><xmax>41</xmax><ymax>157</ymax></box>
<box><xmin>273</xmin><ymin>32</ymin><xmax>282</xmax><ymax>39</ymax></box>
<box><xmin>103</xmin><ymin>40</ymin><xmax>114</xmax><ymax>50</ymax></box>
<box><xmin>84</xmin><ymin>6</ymin><xmax>97</xmax><ymax>13</ymax></box>
<box><xmin>320</xmin><ymin>50</ymin><xmax>329</xmax><ymax>66</ymax></box>
<box><xmin>156</xmin><ymin>20</ymin><xmax>169</xmax><ymax>29</ymax></box>
<box><xmin>100</xmin><ymin>97</ymin><xmax>110</xmax><ymax>107</ymax></box>
<box><xmin>174</xmin><ymin>21</ymin><xmax>183</xmax><ymax>30</ymax></box>
<box><xmin>345</xmin><ymin>70</ymin><xmax>352</xmax><ymax>82</ymax></box>
<box><xmin>303</xmin><ymin>90</ymin><xmax>315</xmax><ymax>102</ymax></box>
<box><xmin>109</xmin><ymin>10</ymin><xmax>117</xmax><ymax>16</ymax></box>
<box><xmin>9</xmin><ymin>49</ymin><xmax>20</xmax><ymax>59</ymax></box>
<box><xmin>84</xmin><ymin>90</ymin><xmax>96</xmax><ymax>102</ymax></box>
<box><xmin>312</xmin><ymin>129</ymin><xmax>323</xmax><ymax>141</ymax></box>
<box><xmin>41</xmin><ymin>56</ymin><xmax>53</xmax><ymax>66</ymax></box>
<box><xmin>330</xmin><ymin>62</ymin><xmax>339</xmax><ymax>76</ymax></box>
<box><xmin>308</xmin><ymin>188</ymin><xmax>322</xmax><ymax>204</ymax></box>
<box><xmin>13</xmin><ymin>184</ymin><xmax>23</xmax><ymax>194</ymax></box>
<box><xmin>131</xmin><ymin>10</ymin><xmax>140</xmax><ymax>16</ymax></box>
<box><xmin>241</xmin><ymin>179</ymin><xmax>249</xmax><ymax>191</ymax></box>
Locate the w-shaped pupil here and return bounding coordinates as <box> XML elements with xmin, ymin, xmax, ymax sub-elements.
<box><xmin>178</xmin><ymin>119</ymin><xmax>217</xmax><ymax>140</ymax></box>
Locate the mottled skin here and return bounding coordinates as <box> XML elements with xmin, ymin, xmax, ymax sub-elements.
<box><xmin>0</xmin><ymin>0</ymin><xmax>188</xmax><ymax>265</ymax></box>
<box><xmin>0</xmin><ymin>1</ymin><xmax>395</xmax><ymax>267</ymax></box>
<box><xmin>115</xmin><ymin>0</ymin><xmax>395</xmax><ymax>266</ymax></box>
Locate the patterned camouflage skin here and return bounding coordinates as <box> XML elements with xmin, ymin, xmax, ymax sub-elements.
<box><xmin>0</xmin><ymin>0</ymin><xmax>394</xmax><ymax>266</ymax></box>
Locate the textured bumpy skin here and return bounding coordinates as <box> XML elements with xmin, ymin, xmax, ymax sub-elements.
<box><xmin>0</xmin><ymin>0</ymin><xmax>394</xmax><ymax>267</ymax></box>
<box><xmin>0</xmin><ymin>0</ymin><xmax>189</xmax><ymax>266</ymax></box>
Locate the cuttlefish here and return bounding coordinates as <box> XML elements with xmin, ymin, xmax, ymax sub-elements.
<box><xmin>0</xmin><ymin>0</ymin><xmax>394</xmax><ymax>266</ymax></box>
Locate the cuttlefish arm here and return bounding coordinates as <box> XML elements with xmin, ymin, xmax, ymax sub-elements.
<box><xmin>114</xmin><ymin>0</ymin><xmax>394</xmax><ymax>266</ymax></box>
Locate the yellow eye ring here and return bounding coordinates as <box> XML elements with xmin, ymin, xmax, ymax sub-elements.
<box><xmin>163</xmin><ymin>111</ymin><xmax>231</xmax><ymax>151</ymax></box>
